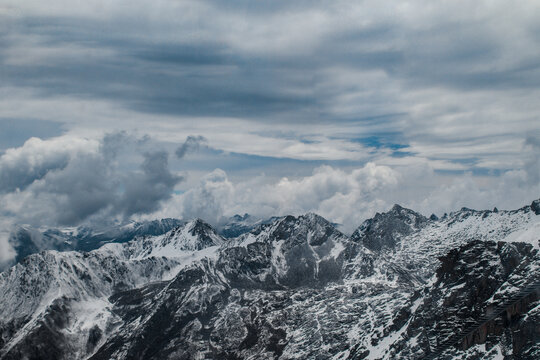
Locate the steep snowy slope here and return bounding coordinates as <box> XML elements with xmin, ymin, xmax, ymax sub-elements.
<box><xmin>85</xmin><ymin>213</ymin><xmax>378</xmax><ymax>359</ymax></box>
<box><xmin>369</xmin><ymin>240</ymin><xmax>539</xmax><ymax>360</ymax></box>
<box><xmin>0</xmin><ymin>219</ymin><xmax>222</xmax><ymax>359</ymax></box>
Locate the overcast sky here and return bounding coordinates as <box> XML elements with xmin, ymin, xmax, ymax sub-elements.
<box><xmin>1</xmin><ymin>0</ymin><xmax>539</xmax><ymax>263</ymax></box>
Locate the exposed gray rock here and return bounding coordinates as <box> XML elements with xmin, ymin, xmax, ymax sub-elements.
<box><xmin>0</xmin><ymin>199</ymin><xmax>539</xmax><ymax>360</ymax></box>
<box><xmin>351</xmin><ymin>204</ymin><xmax>428</xmax><ymax>251</ymax></box>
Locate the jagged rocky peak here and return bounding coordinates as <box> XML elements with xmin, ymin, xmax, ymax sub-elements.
<box><xmin>157</xmin><ymin>218</ymin><xmax>224</xmax><ymax>251</ymax></box>
<box><xmin>222</xmin><ymin>212</ymin><xmax>349</xmax><ymax>287</ymax></box>
<box><xmin>351</xmin><ymin>204</ymin><xmax>428</xmax><ymax>251</ymax></box>
<box><xmin>255</xmin><ymin>212</ymin><xmax>345</xmax><ymax>246</ymax></box>
<box><xmin>187</xmin><ymin>218</ymin><xmax>218</xmax><ymax>236</ymax></box>
<box><xmin>112</xmin><ymin>219</ymin><xmax>225</xmax><ymax>260</ymax></box>
<box><xmin>389</xmin><ymin>203</ymin><xmax>428</xmax><ymax>222</ymax></box>
<box><xmin>443</xmin><ymin>198</ymin><xmax>540</xmax><ymax>226</ymax></box>
<box><xmin>1</xmin><ymin>199</ymin><xmax>539</xmax><ymax>360</ymax></box>
<box><xmin>531</xmin><ymin>198</ymin><xmax>540</xmax><ymax>215</ymax></box>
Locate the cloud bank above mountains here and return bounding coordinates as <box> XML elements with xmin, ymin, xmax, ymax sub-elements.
<box><xmin>1</xmin><ymin>1</ymin><xmax>539</xmax><ymax>264</ymax></box>
<box><xmin>2</xmin><ymin>0</ymin><xmax>539</xmax><ymax>169</ymax></box>
<box><xmin>1</xmin><ymin>132</ymin><xmax>538</xmax><ymax>230</ymax></box>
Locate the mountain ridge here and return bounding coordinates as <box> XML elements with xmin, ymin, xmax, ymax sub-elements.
<box><xmin>0</xmin><ymin>199</ymin><xmax>539</xmax><ymax>359</ymax></box>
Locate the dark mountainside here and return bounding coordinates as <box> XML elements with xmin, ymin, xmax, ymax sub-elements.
<box><xmin>0</xmin><ymin>200</ymin><xmax>539</xmax><ymax>359</ymax></box>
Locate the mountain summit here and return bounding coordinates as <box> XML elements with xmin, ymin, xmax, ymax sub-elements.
<box><xmin>0</xmin><ymin>200</ymin><xmax>539</xmax><ymax>359</ymax></box>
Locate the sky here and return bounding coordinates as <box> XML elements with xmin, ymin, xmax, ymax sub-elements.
<box><xmin>1</xmin><ymin>0</ymin><xmax>539</xmax><ymax>264</ymax></box>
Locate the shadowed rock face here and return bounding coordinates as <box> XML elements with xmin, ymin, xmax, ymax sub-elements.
<box><xmin>351</xmin><ymin>204</ymin><xmax>428</xmax><ymax>251</ymax></box>
<box><xmin>373</xmin><ymin>240</ymin><xmax>539</xmax><ymax>360</ymax></box>
<box><xmin>531</xmin><ymin>199</ymin><xmax>540</xmax><ymax>215</ymax></box>
<box><xmin>1</xmin><ymin>200</ymin><xmax>539</xmax><ymax>360</ymax></box>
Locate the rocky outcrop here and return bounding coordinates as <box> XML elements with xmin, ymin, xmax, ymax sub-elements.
<box><xmin>379</xmin><ymin>240</ymin><xmax>539</xmax><ymax>359</ymax></box>
<box><xmin>351</xmin><ymin>204</ymin><xmax>428</xmax><ymax>251</ymax></box>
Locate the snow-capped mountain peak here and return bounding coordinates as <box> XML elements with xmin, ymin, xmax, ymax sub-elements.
<box><xmin>1</xmin><ymin>199</ymin><xmax>539</xmax><ymax>360</ymax></box>
<box><xmin>100</xmin><ymin>219</ymin><xmax>225</xmax><ymax>260</ymax></box>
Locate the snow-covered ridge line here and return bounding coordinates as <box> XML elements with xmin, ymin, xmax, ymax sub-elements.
<box><xmin>0</xmin><ymin>198</ymin><xmax>538</xmax><ymax>359</ymax></box>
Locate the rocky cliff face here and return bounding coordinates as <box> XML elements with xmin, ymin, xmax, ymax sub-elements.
<box><xmin>351</xmin><ymin>204</ymin><xmax>428</xmax><ymax>251</ymax></box>
<box><xmin>0</xmin><ymin>201</ymin><xmax>539</xmax><ymax>359</ymax></box>
<box><xmin>375</xmin><ymin>240</ymin><xmax>539</xmax><ymax>359</ymax></box>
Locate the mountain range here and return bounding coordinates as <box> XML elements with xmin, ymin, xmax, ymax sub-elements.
<box><xmin>1</xmin><ymin>200</ymin><xmax>539</xmax><ymax>359</ymax></box>
<box><xmin>7</xmin><ymin>215</ymin><xmax>269</xmax><ymax>267</ymax></box>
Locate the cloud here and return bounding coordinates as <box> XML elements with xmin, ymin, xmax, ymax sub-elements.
<box><xmin>175</xmin><ymin>135</ymin><xmax>209</xmax><ymax>158</ymax></box>
<box><xmin>1</xmin><ymin>0</ymin><xmax>539</xmax><ymax>177</ymax></box>
<box><xmin>0</xmin><ymin>0</ymin><xmax>539</xmax><ymax>256</ymax></box>
<box><xmin>154</xmin><ymin>163</ymin><xmax>401</xmax><ymax>232</ymax></box>
<box><xmin>116</xmin><ymin>151</ymin><xmax>183</xmax><ymax>216</ymax></box>
<box><xmin>151</xmin><ymin>153</ymin><xmax>540</xmax><ymax>233</ymax></box>
<box><xmin>0</xmin><ymin>217</ymin><xmax>16</xmax><ymax>268</ymax></box>
<box><xmin>524</xmin><ymin>135</ymin><xmax>540</xmax><ymax>185</ymax></box>
<box><xmin>0</xmin><ymin>133</ymin><xmax>182</xmax><ymax>227</ymax></box>
<box><xmin>172</xmin><ymin>168</ymin><xmax>234</xmax><ymax>225</ymax></box>
<box><xmin>0</xmin><ymin>136</ymin><xmax>97</xmax><ymax>193</ymax></box>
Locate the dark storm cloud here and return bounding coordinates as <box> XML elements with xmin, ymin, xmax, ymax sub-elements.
<box><xmin>117</xmin><ymin>151</ymin><xmax>183</xmax><ymax>217</ymax></box>
<box><xmin>0</xmin><ymin>155</ymin><xmax>68</xmax><ymax>194</ymax></box>
<box><xmin>33</xmin><ymin>150</ymin><xmax>118</xmax><ymax>225</ymax></box>
<box><xmin>0</xmin><ymin>156</ymin><xmax>69</xmax><ymax>194</ymax></box>
<box><xmin>0</xmin><ymin>133</ymin><xmax>183</xmax><ymax>226</ymax></box>
<box><xmin>175</xmin><ymin>135</ymin><xmax>209</xmax><ymax>159</ymax></box>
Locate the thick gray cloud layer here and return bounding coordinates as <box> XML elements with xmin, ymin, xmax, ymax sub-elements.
<box><xmin>1</xmin><ymin>0</ymin><xmax>538</xmax><ymax>173</ymax></box>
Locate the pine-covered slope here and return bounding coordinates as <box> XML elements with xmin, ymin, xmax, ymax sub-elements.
<box><xmin>0</xmin><ymin>200</ymin><xmax>538</xmax><ymax>359</ymax></box>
